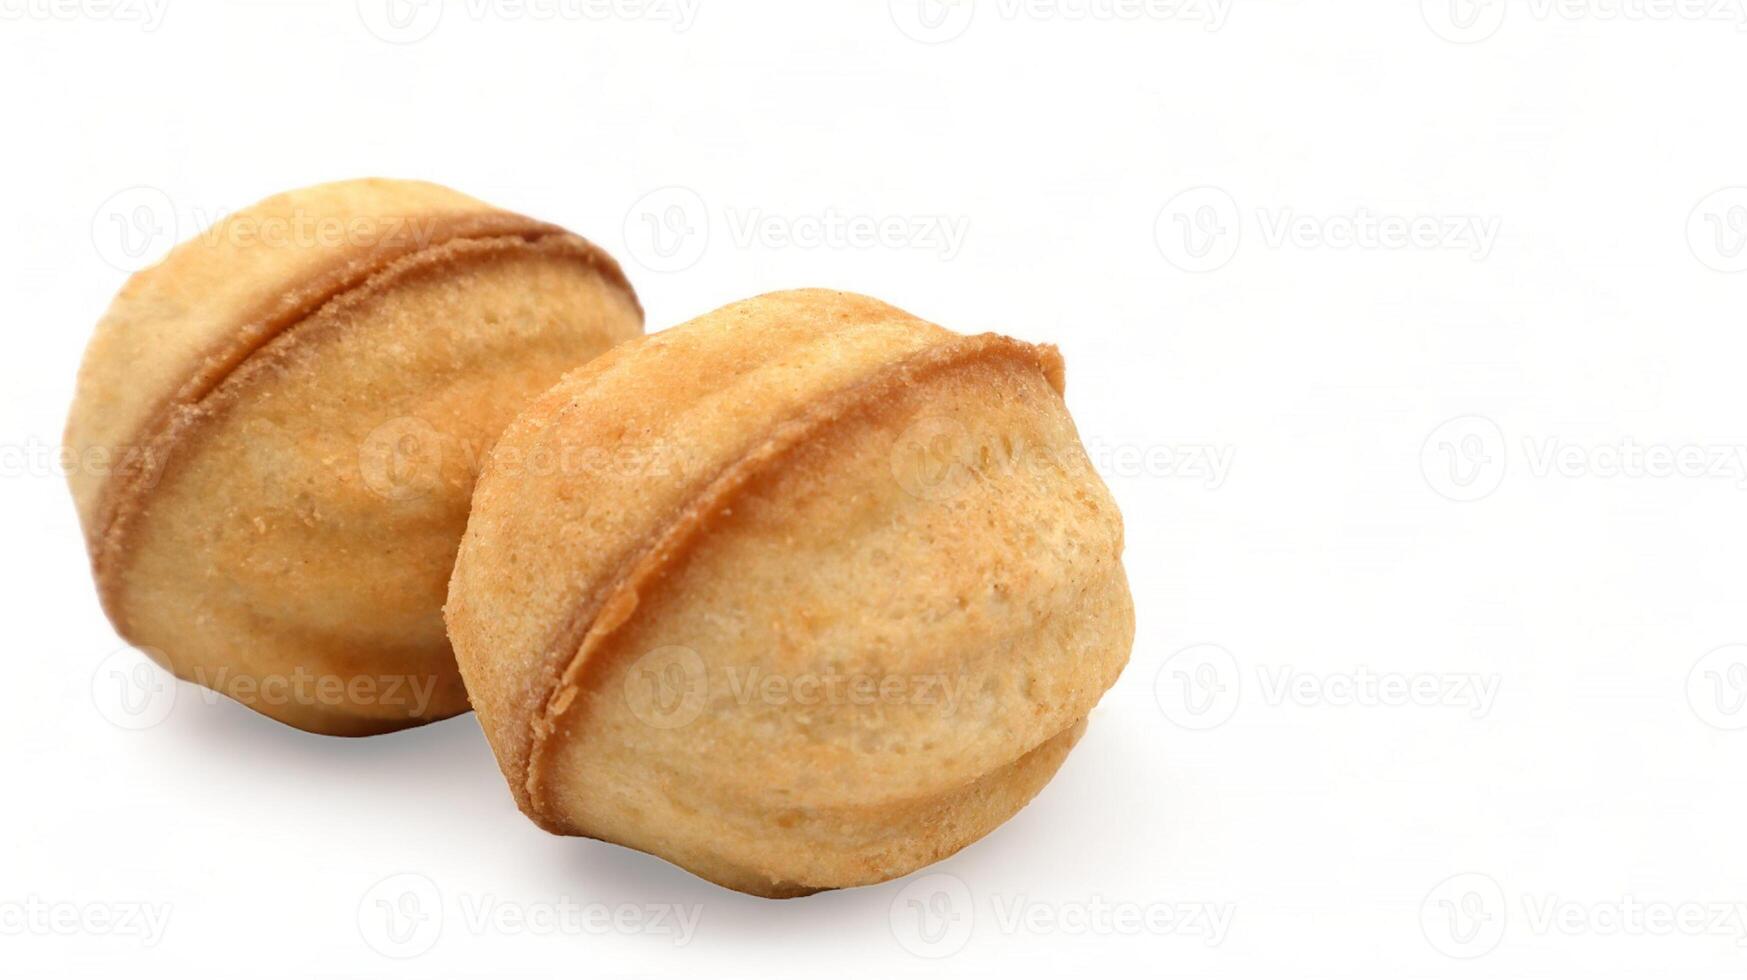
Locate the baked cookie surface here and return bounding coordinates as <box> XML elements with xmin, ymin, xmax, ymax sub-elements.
<box><xmin>67</xmin><ymin>178</ymin><xmax>643</xmax><ymax>735</ymax></box>
<box><xmin>447</xmin><ymin>289</ymin><xmax>1133</xmax><ymax>895</ymax></box>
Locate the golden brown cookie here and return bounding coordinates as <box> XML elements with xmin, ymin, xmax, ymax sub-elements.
<box><xmin>446</xmin><ymin>289</ymin><xmax>1132</xmax><ymax>896</ymax></box>
<box><xmin>66</xmin><ymin>178</ymin><xmax>642</xmax><ymax>735</ymax></box>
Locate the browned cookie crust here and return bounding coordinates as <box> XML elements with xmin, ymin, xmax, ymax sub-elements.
<box><xmin>447</xmin><ymin>289</ymin><xmax>1133</xmax><ymax>895</ymax></box>
<box><xmin>67</xmin><ymin>179</ymin><xmax>643</xmax><ymax>735</ymax></box>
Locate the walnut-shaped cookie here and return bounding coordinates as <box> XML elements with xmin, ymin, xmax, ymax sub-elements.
<box><xmin>447</xmin><ymin>289</ymin><xmax>1132</xmax><ymax>896</ymax></box>
<box><xmin>67</xmin><ymin>178</ymin><xmax>642</xmax><ymax>735</ymax></box>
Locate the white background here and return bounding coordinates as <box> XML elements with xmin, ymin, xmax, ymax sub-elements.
<box><xmin>3</xmin><ymin>1</ymin><xmax>1746</xmax><ymax>977</ymax></box>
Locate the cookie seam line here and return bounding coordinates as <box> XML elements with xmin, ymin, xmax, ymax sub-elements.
<box><xmin>88</xmin><ymin>221</ymin><xmax>637</xmax><ymax>620</ymax></box>
<box><xmin>517</xmin><ymin>332</ymin><xmax>1068</xmax><ymax>826</ymax></box>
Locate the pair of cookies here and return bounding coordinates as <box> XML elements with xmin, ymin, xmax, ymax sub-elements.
<box><xmin>68</xmin><ymin>179</ymin><xmax>1134</xmax><ymax>897</ymax></box>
